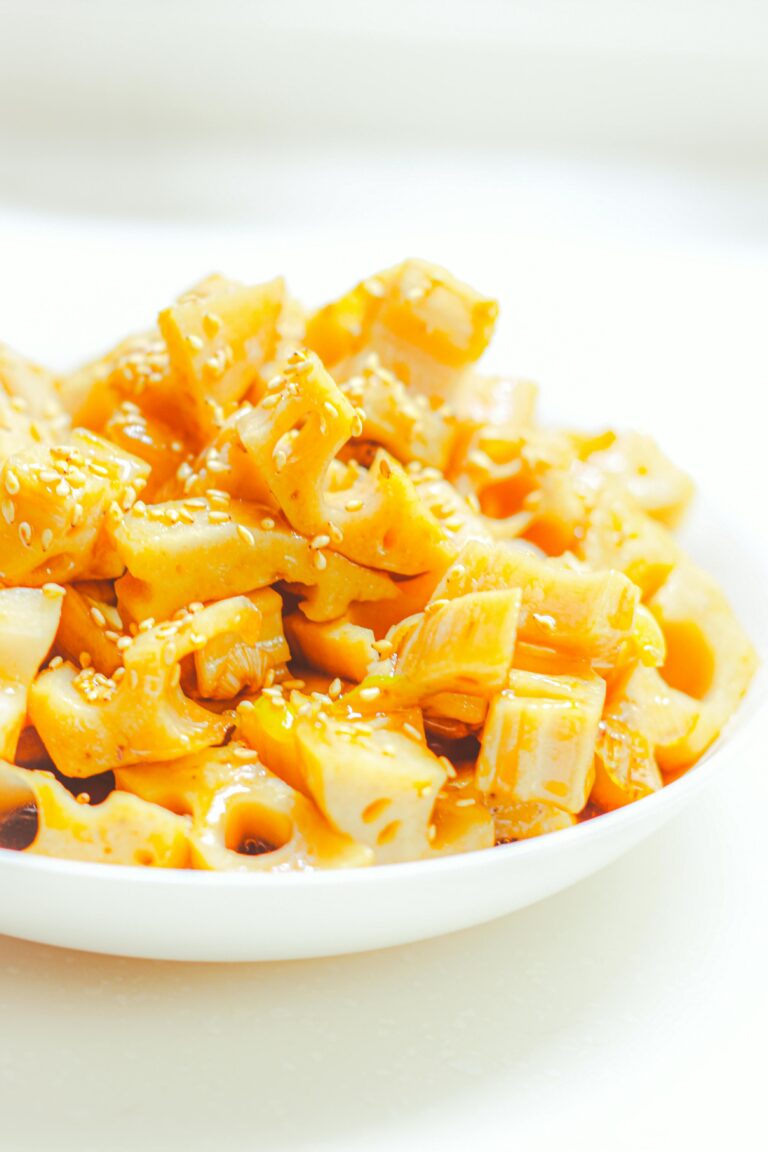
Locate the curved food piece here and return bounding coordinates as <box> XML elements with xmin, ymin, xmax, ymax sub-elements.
<box><xmin>306</xmin><ymin>258</ymin><xmax>498</xmax><ymax>398</ymax></box>
<box><xmin>158</xmin><ymin>276</ymin><xmax>301</xmax><ymax>438</ymax></box>
<box><xmin>117</xmin><ymin>744</ymin><xmax>370</xmax><ymax>872</ymax></box>
<box><xmin>434</xmin><ymin>540</ymin><xmax>639</xmax><ymax>663</ymax></box>
<box><xmin>28</xmin><ymin>600</ymin><xmax>255</xmax><ymax>776</ymax></box>
<box><xmin>0</xmin><ymin>431</ymin><xmax>149</xmax><ymax>585</ymax></box>
<box><xmin>585</xmin><ymin>432</ymin><xmax>694</xmax><ymax>528</ymax></box>
<box><xmin>394</xmin><ymin>589</ymin><xmax>522</xmax><ymax>700</ymax></box>
<box><xmin>195</xmin><ymin>588</ymin><xmax>289</xmax><ymax>699</ymax></box>
<box><xmin>591</xmin><ymin>718</ymin><xmax>662</xmax><ymax>812</ymax></box>
<box><xmin>111</xmin><ymin>495</ymin><xmax>397</xmax><ymax>623</ymax></box>
<box><xmin>337</xmin><ymin>355</ymin><xmax>457</xmax><ymax>471</ymax></box>
<box><xmin>0</xmin><ymin>587</ymin><xmax>63</xmax><ymax>760</ymax></box>
<box><xmin>578</xmin><ymin>487</ymin><xmax>682</xmax><ymax>599</ymax></box>
<box><xmin>284</xmin><ymin>613</ymin><xmax>377</xmax><ymax>684</ymax></box>
<box><xmin>237</xmin><ymin>350</ymin><xmax>452</xmax><ymax>575</ymax></box>
<box><xmin>648</xmin><ymin>562</ymin><xmax>757</xmax><ymax>768</ymax></box>
<box><xmin>0</xmin><ymin>761</ymin><xmax>190</xmax><ymax>866</ymax></box>
<box><xmin>55</xmin><ymin>583</ymin><xmax>124</xmax><ymax>677</ymax></box>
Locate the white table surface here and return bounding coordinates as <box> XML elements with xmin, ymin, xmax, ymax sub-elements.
<box><xmin>0</xmin><ymin>162</ymin><xmax>766</xmax><ymax>1151</ymax></box>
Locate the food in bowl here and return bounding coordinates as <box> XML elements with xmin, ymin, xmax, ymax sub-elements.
<box><xmin>0</xmin><ymin>260</ymin><xmax>756</xmax><ymax>870</ymax></box>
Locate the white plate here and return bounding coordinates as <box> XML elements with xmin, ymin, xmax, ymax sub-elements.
<box><xmin>0</xmin><ymin>496</ymin><xmax>764</xmax><ymax>961</ymax></box>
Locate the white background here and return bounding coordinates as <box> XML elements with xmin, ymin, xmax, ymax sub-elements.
<box><xmin>0</xmin><ymin>3</ymin><xmax>767</xmax><ymax>1149</ymax></box>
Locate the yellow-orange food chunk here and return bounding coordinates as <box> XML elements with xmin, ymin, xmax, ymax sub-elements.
<box><xmin>0</xmin><ymin>761</ymin><xmax>190</xmax><ymax>866</ymax></box>
<box><xmin>477</xmin><ymin>669</ymin><xmax>605</xmax><ymax>814</ymax></box>
<box><xmin>117</xmin><ymin>744</ymin><xmax>370</xmax><ymax>871</ymax></box>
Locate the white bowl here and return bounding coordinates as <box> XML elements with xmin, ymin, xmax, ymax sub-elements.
<box><xmin>0</xmin><ymin>496</ymin><xmax>764</xmax><ymax>961</ymax></box>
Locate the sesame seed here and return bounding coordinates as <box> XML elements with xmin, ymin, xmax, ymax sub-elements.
<box><xmin>4</xmin><ymin>470</ymin><xmax>20</xmax><ymax>495</ymax></box>
<box><xmin>455</xmin><ymin>798</ymin><xmax>476</xmax><ymax>807</ymax></box>
<box><xmin>116</xmin><ymin>636</ymin><xmax>133</xmax><ymax>652</ymax></box>
<box><xmin>89</xmin><ymin>462</ymin><xmax>110</xmax><ymax>478</ymax></box>
<box><xmin>310</xmin><ymin>533</ymin><xmax>331</xmax><ymax>550</ymax></box>
<box><xmin>439</xmin><ymin>756</ymin><xmax>457</xmax><ymax>779</ymax></box>
<box><xmin>1</xmin><ymin>499</ymin><xmax>14</xmax><ymax>524</ymax></box>
<box><xmin>206</xmin><ymin>458</ymin><xmax>228</xmax><ymax>474</ymax></box>
<box><xmin>350</xmin><ymin>415</ymin><xmax>364</xmax><ymax>437</ymax></box>
<box><xmin>273</xmin><ymin>449</ymin><xmax>288</xmax><ymax>472</ymax></box>
<box><xmin>359</xmin><ymin>686</ymin><xmax>381</xmax><ymax>702</ymax></box>
<box><xmin>282</xmin><ymin>678</ymin><xmax>306</xmax><ymax>691</ymax></box>
<box><xmin>55</xmin><ymin>479</ymin><xmax>71</xmax><ymax>498</ymax></box>
<box><xmin>260</xmin><ymin>517</ymin><xmax>276</xmax><ymax>530</ymax></box>
<box><xmin>372</xmin><ymin>639</ymin><xmax>394</xmax><ymax>657</ymax></box>
<box><xmin>237</xmin><ymin>524</ymin><xmax>255</xmax><ymax>546</ymax></box>
<box><xmin>48</xmin><ymin>655</ymin><xmax>64</xmax><ymax>669</ymax></box>
<box><xmin>90</xmin><ymin>606</ymin><xmax>107</xmax><ymax>628</ymax></box>
<box><xmin>72</xmin><ymin>503</ymin><xmax>84</xmax><ymax>526</ymax></box>
<box><xmin>261</xmin><ymin>394</ymin><xmax>281</xmax><ymax>409</ymax></box>
<box><xmin>263</xmin><ymin>668</ymin><xmax>275</xmax><ymax>688</ymax></box>
<box><xmin>202</xmin><ymin>312</ymin><xmax>223</xmax><ymax>338</ymax></box>
<box><xmin>185</xmin><ymin>333</ymin><xmax>204</xmax><ymax>351</ymax></box>
<box><xmin>266</xmin><ymin>375</ymin><xmax>285</xmax><ymax>391</ymax></box>
<box><xmin>403</xmin><ymin>722</ymin><xmax>422</xmax><ymax>741</ymax></box>
<box><xmin>344</xmin><ymin>498</ymin><xmax>363</xmax><ymax>512</ymax></box>
<box><xmin>138</xmin><ymin>617</ymin><xmax>156</xmax><ymax>633</ymax></box>
<box><xmin>328</xmin><ymin>677</ymin><xmax>342</xmax><ymax>700</ymax></box>
<box><xmin>208</xmin><ymin>510</ymin><xmax>230</xmax><ymax>524</ymax></box>
<box><xmin>313</xmin><ymin>551</ymin><xmax>328</xmax><ymax>571</ymax></box>
<box><xmin>328</xmin><ymin>522</ymin><xmax>344</xmax><ymax>543</ymax></box>
<box><xmin>427</xmin><ymin>825</ymin><xmax>437</xmax><ymax>842</ymax></box>
<box><xmin>18</xmin><ymin>521</ymin><xmax>32</xmax><ymax>546</ymax></box>
<box><xmin>207</xmin><ymin>488</ymin><xmax>230</xmax><ymax>505</ymax></box>
<box><xmin>42</xmin><ymin>583</ymin><xmax>65</xmax><ymax>600</ymax></box>
<box><xmin>426</xmin><ymin>598</ymin><xmax>450</xmax><ymax>615</ymax></box>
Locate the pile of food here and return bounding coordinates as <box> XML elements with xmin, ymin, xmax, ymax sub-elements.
<box><xmin>0</xmin><ymin>260</ymin><xmax>756</xmax><ymax>870</ymax></box>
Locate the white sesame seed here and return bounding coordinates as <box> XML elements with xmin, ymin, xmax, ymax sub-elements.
<box><xmin>237</xmin><ymin>524</ymin><xmax>255</xmax><ymax>546</ymax></box>
<box><xmin>310</xmin><ymin>533</ymin><xmax>331</xmax><ymax>550</ymax></box>
<box><xmin>359</xmin><ymin>686</ymin><xmax>381</xmax><ymax>702</ymax></box>
<box><xmin>328</xmin><ymin>678</ymin><xmax>342</xmax><ymax>700</ymax></box>
<box><xmin>4</xmin><ymin>470</ymin><xmax>20</xmax><ymax>496</ymax></box>
<box><xmin>313</xmin><ymin>551</ymin><xmax>328</xmax><ymax>571</ymax></box>
<box><xmin>18</xmin><ymin>521</ymin><xmax>32</xmax><ymax>546</ymax></box>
